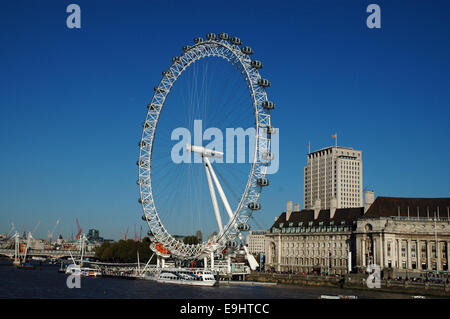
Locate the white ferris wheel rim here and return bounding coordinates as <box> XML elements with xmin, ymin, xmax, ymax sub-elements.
<box><xmin>137</xmin><ymin>33</ymin><xmax>273</xmax><ymax>260</ymax></box>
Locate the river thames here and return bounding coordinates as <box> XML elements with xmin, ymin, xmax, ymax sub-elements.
<box><xmin>0</xmin><ymin>261</ymin><xmax>429</xmax><ymax>299</ymax></box>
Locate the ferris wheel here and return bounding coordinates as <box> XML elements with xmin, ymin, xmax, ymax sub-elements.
<box><xmin>137</xmin><ymin>33</ymin><xmax>274</xmax><ymax>269</ymax></box>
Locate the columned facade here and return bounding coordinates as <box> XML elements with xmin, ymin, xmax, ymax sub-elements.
<box><xmin>355</xmin><ymin>217</ymin><xmax>450</xmax><ymax>277</ymax></box>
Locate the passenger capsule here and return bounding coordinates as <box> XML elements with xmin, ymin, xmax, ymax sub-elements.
<box><xmin>248</xmin><ymin>202</ymin><xmax>261</xmax><ymax>210</ymax></box>
<box><xmin>138</xmin><ymin>198</ymin><xmax>149</xmax><ymax>205</ymax></box>
<box><xmin>219</xmin><ymin>32</ymin><xmax>229</xmax><ymax>40</ymax></box>
<box><xmin>237</xmin><ymin>224</ymin><xmax>250</xmax><ymax>231</ymax></box>
<box><xmin>162</xmin><ymin>70</ymin><xmax>173</xmax><ymax>77</ymax></box>
<box><xmin>241</xmin><ymin>46</ymin><xmax>253</xmax><ymax>55</ymax></box>
<box><xmin>263</xmin><ymin>126</ymin><xmax>276</xmax><ymax>135</ymax></box>
<box><xmin>136</xmin><ymin>178</ymin><xmax>148</xmax><ymax>186</ymax></box>
<box><xmin>142</xmin><ymin>121</ymin><xmax>152</xmax><ymax>128</ymax></box>
<box><xmin>251</xmin><ymin>60</ymin><xmax>263</xmax><ymax>69</ymax></box>
<box><xmin>261</xmin><ymin>152</ymin><xmax>274</xmax><ymax>161</ymax></box>
<box><xmin>262</xmin><ymin>101</ymin><xmax>275</xmax><ymax>110</ymax></box>
<box><xmin>154</xmin><ymin>86</ymin><xmax>165</xmax><ymax>93</ymax></box>
<box><xmin>194</xmin><ymin>37</ymin><xmax>204</xmax><ymax>44</ymax></box>
<box><xmin>230</xmin><ymin>37</ymin><xmax>242</xmax><ymax>45</ymax></box>
<box><xmin>206</xmin><ymin>33</ymin><xmax>217</xmax><ymax>40</ymax></box>
<box><xmin>258</xmin><ymin>78</ymin><xmax>270</xmax><ymax>87</ymax></box>
<box><xmin>147</xmin><ymin>104</ymin><xmax>156</xmax><ymax>111</ymax></box>
<box><xmin>142</xmin><ymin>214</ymin><xmax>151</xmax><ymax>221</ymax></box>
<box><xmin>257</xmin><ymin>178</ymin><xmax>269</xmax><ymax>187</ymax></box>
<box><xmin>138</xmin><ymin>141</ymin><xmax>149</xmax><ymax>148</ymax></box>
<box><xmin>172</xmin><ymin>56</ymin><xmax>181</xmax><ymax>63</ymax></box>
<box><xmin>226</xmin><ymin>241</ymin><xmax>238</xmax><ymax>248</ymax></box>
<box><xmin>182</xmin><ymin>45</ymin><xmax>190</xmax><ymax>52</ymax></box>
<box><xmin>136</xmin><ymin>160</ymin><xmax>148</xmax><ymax>167</ymax></box>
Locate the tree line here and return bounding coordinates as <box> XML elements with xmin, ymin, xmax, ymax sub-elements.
<box><xmin>94</xmin><ymin>236</ymin><xmax>200</xmax><ymax>263</ymax></box>
<box><xmin>94</xmin><ymin>238</ymin><xmax>155</xmax><ymax>263</ymax></box>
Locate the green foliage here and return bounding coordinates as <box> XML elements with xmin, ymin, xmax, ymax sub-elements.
<box><xmin>183</xmin><ymin>235</ymin><xmax>199</xmax><ymax>245</ymax></box>
<box><xmin>94</xmin><ymin>237</ymin><xmax>155</xmax><ymax>263</ymax></box>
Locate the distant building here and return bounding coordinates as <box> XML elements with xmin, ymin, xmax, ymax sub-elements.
<box><xmin>266</xmin><ymin>195</ymin><xmax>450</xmax><ymax>278</ymax></box>
<box><xmin>266</xmin><ymin>200</ymin><xmax>362</xmax><ymax>274</ymax></box>
<box><xmin>304</xmin><ymin>146</ymin><xmax>362</xmax><ymax>210</ymax></box>
<box><xmin>87</xmin><ymin>229</ymin><xmax>103</xmax><ymax>242</ymax></box>
<box><xmin>56</xmin><ymin>234</ymin><xmax>64</xmax><ymax>245</ymax></box>
<box><xmin>356</xmin><ymin>196</ymin><xmax>450</xmax><ymax>275</ymax></box>
<box><xmin>208</xmin><ymin>232</ymin><xmax>218</xmax><ymax>241</ymax></box>
<box><xmin>196</xmin><ymin>230</ymin><xmax>203</xmax><ymax>242</ymax></box>
<box><xmin>173</xmin><ymin>235</ymin><xmax>185</xmax><ymax>242</ymax></box>
<box><xmin>246</xmin><ymin>230</ymin><xmax>267</xmax><ymax>255</ymax></box>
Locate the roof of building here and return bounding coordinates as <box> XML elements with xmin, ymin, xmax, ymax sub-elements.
<box><xmin>270</xmin><ymin>197</ymin><xmax>450</xmax><ymax>231</ymax></box>
<box><xmin>271</xmin><ymin>207</ymin><xmax>364</xmax><ymax>229</ymax></box>
<box><xmin>308</xmin><ymin>145</ymin><xmax>356</xmax><ymax>155</ymax></box>
<box><xmin>363</xmin><ymin>196</ymin><xmax>450</xmax><ymax>218</ymax></box>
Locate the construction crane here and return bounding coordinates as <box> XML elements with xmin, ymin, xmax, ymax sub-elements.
<box><xmin>47</xmin><ymin>219</ymin><xmax>60</xmax><ymax>243</ymax></box>
<box><xmin>120</xmin><ymin>227</ymin><xmax>129</xmax><ymax>240</ymax></box>
<box><xmin>32</xmin><ymin>221</ymin><xmax>40</xmax><ymax>235</ymax></box>
<box><xmin>6</xmin><ymin>222</ymin><xmax>15</xmax><ymax>240</ymax></box>
<box><xmin>75</xmin><ymin>218</ymin><xmax>82</xmax><ymax>240</ymax></box>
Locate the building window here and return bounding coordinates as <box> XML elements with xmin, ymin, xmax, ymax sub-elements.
<box><xmin>421</xmin><ymin>243</ymin><xmax>427</xmax><ymax>258</ymax></box>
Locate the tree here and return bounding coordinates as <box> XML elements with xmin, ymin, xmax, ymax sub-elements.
<box><xmin>183</xmin><ymin>236</ymin><xmax>199</xmax><ymax>245</ymax></box>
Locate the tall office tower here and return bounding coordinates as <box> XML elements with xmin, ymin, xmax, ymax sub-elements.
<box><xmin>304</xmin><ymin>146</ymin><xmax>362</xmax><ymax>209</ymax></box>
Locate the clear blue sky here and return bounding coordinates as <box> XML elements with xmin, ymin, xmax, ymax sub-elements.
<box><xmin>1</xmin><ymin>0</ymin><xmax>449</xmax><ymax>240</ymax></box>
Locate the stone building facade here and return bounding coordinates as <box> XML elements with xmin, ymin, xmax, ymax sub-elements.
<box><xmin>265</xmin><ymin>196</ymin><xmax>450</xmax><ymax>277</ymax></box>
<box><xmin>355</xmin><ymin>197</ymin><xmax>450</xmax><ymax>277</ymax></box>
<box><xmin>265</xmin><ymin>202</ymin><xmax>363</xmax><ymax>274</ymax></box>
<box><xmin>304</xmin><ymin>146</ymin><xmax>363</xmax><ymax>210</ymax></box>
<box><xmin>246</xmin><ymin>230</ymin><xmax>267</xmax><ymax>255</ymax></box>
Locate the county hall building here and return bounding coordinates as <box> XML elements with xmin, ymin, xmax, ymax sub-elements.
<box><xmin>264</xmin><ymin>196</ymin><xmax>450</xmax><ymax>277</ymax></box>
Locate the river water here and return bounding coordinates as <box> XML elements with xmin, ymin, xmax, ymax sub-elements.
<box><xmin>0</xmin><ymin>261</ymin><xmax>425</xmax><ymax>299</ymax></box>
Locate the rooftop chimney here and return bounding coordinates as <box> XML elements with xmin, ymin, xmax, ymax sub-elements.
<box><xmin>286</xmin><ymin>201</ymin><xmax>293</xmax><ymax>221</ymax></box>
<box><xmin>314</xmin><ymin>198</ymin><xmax>321</xmax><ymax>220</ymax></box>
<box><xmin>330</xmin><ymin>197</ymin><xmax>337</xmax><ymax>219</ymax></box>
<box><xmin>364</xmin><ymin>190</ymin><xmax>375</xmax><ymax>214</ymax></box>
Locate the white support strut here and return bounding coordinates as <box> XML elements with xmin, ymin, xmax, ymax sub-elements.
<box><xmin>204</xmin><ymin>161</ymin><xmax>223</xmax><ymax>233</ymax></box>
<box><xmin>203</xmin><ymin>156</ymin><xmax>234</xmax><ymax>220</ymax></box>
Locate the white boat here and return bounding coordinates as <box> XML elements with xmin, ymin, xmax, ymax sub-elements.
<box><xmin>65</xmin><ymin>264</ymin><xmax>101</xmax><ymax>277</ymax></box>
<box><xmin>319</xmin><ymin>295</ymin><xmax>358</xmax><ymax>299</ymax></box>
<box><xmin>63</xmin><ymin>236</ymin><xmax>101</xmax><ymax>277</ymax></box>
<box><xmin>144</xmin><ymin>268</ymin><xmax>217</xmax><ymax>286</ymax></box>
<box><xmin>81</xmin><ymin>267</ymin><xmax>102</xmax><ymax>277</ymax></box>
<box><xmin>65</xmin><ymin>263</ymin><xmax>81</xmax><ymax>275</ymax></box>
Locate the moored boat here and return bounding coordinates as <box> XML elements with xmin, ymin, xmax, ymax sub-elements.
<box><xmin>144</xmin><ymin>268</ymin><xmax>217</xmax><ymax>286</ymax></box>
<box><xmin>65</xmin><ymin>264</ymin><xmax>101</xmax><ymax>277</ymax></box>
